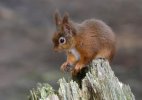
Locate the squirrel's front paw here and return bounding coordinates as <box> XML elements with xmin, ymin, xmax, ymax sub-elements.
<box><xmin>60</xmin><ymin>62</ymin><xmax>73</xmax><ymax>72</ymax></box>
<box><xmin>71</xmin><ymin>64</ymin><xmax>84</xmax><ymax>76</ymax></box>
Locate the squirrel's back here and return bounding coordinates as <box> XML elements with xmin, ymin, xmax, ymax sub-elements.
<box><xmin>74</xmin><ymin>19</ymin><xmax>116</xmax><ymax>61</ymax></box>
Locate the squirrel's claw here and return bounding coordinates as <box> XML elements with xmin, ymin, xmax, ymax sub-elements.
<box><xmin>60</xmin><ymin>62</ymin><xmax>74</xmax><ymax>72</ymax></box>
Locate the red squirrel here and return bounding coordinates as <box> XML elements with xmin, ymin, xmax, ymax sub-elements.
<box><xmin>52</xmin><ymin>11</ymin><xmax>116</xmax><ymax>77</ymax></box>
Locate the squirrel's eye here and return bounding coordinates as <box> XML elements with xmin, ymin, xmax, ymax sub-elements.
<box><xmin>59</xmin><ymin>37</ymin><xmax>66</xmax><ymax>44</ymax></box>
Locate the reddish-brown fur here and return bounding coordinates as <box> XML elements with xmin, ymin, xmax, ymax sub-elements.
<box><xmin>52</xmin><ymin>11</ymin><xmax>116</xmax><ymax>76</ymax></box>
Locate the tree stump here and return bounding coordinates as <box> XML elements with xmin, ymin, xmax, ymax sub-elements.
<box><xmin>29</xmin><ymin>59</ymin><xmax>135</xmax><ymax>100</ymax></box>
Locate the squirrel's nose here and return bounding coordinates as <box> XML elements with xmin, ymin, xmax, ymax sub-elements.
<box><xmin>53</xmin><ymin>47</ymin><xmax>58</xmax><ymax>52</ymax></box>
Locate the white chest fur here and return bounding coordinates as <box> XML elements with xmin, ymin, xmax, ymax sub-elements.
<box><xmin>69</xmin><ymin>48</ymin><xmax>80</xmax><ymax>61</ymax></box>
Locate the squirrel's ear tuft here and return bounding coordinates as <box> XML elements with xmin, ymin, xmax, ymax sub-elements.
<box><xmin>54</xmin><ymin>10</ymin><xmax>62</xmax><ymax>27</ymax></box>
<box><xmin>63</xmin><ymin>12</ymin><xmax>69</xmax><ymax>24</ymax></box>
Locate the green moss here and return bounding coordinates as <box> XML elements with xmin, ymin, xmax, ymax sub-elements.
<box><xmin>28</xmin><ymin>83</ymin><xmax>55</xmax><ymax>100</ymax></box>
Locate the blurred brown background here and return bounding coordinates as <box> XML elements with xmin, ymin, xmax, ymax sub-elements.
<box><xmin>0</xmin><ymin>0</ymin><xmax>141</xmax><ymax>100</ymax></box>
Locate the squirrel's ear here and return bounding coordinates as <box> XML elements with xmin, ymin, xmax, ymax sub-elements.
<box><xmin>54</xmin><ymin>10</ymin><xmax>62</xmax><ymax>27</ymax></box>
<box><xmin>63</xmin><ymin>12</ymin><xmax>69</xmax><ymax>24</ymax></box>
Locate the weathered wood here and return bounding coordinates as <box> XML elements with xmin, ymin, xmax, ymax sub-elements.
<box><xmin>29</xmin><ymin>59</ymin><xmax>135</xmax><ymax>100</ymax></box>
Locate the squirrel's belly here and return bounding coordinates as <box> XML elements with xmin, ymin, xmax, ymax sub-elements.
<box><xmin>69</xmin><ymin>48</ymin><xmax>80</xmax><ymax>61</ymax></box>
